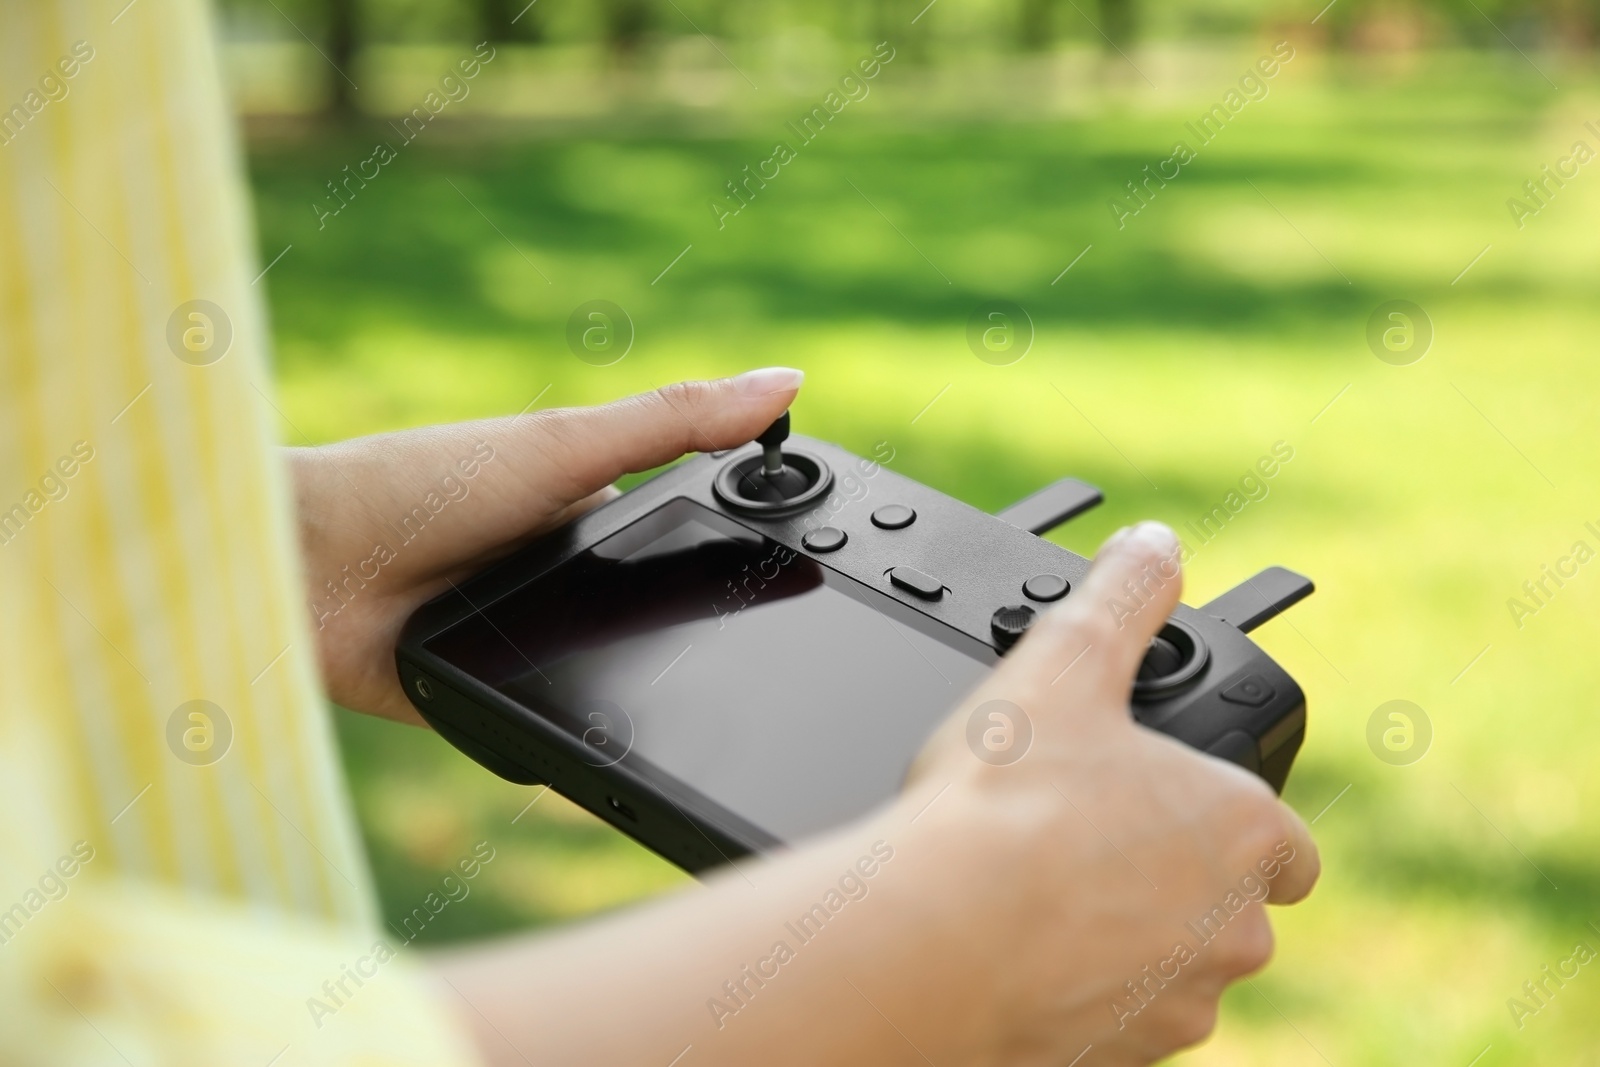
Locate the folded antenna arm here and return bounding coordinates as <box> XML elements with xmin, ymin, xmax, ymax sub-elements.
<box><xmin>1200</xmin><ymin>566</ymin><xmax>1314</xmax><ymax>634</ymax></box>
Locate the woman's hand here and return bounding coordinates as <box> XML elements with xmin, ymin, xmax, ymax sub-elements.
<box><xmin>886</xmin><ymin>519</ymin><xmax>1320</xmax><ymax>1064</ymax></box>
<box><xmin>288</xmin><ymin>368</ymin><xmax>804</xmax><ymax>723</ymax></box>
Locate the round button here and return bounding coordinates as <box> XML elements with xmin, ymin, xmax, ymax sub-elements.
<box><xmin>990</xmin><ymin>604</ymin><xmax>1037</xmax><ymax>650</ymax></box>
<box><xmin>871</xmin><ymin>504</ymin><xmax>916</xmax><ymax>530</ymax></box>
<box><xmin>801</xmin><ymin>526</ymin><xmax>848</xmax><ymax>553</ymax></box>
<box><xmin>1022</xmin><ymin>573</ymin><xmax>1069</xmax><ymax>602</ymax></box>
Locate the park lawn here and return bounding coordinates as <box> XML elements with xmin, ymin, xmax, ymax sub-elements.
<box><xmin>249</xmin><ymin>46</ymin><xmax>1600</xmax><ymax>1065</ymax></box>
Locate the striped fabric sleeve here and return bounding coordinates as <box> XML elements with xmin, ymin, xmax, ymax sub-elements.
<box><xmin>0</xmin><ymin>1</ymin><xmax>482</xmax><ymax>1062</ymax></box>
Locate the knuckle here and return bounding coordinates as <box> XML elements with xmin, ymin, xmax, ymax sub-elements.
<box><xmin>1216</xmin><ymin>914</ymin><xmax>1276</xmax><ymax>977</ymax></box>
<box><xmin>1240</xmin><ymin>916</ymin><xmax>1277</xmax><ymax>972</ymax></box>
<box><xmin>521</xmin><ymin>406</ymin><xmax>601</xmax><ymax>496</ymax></box>
<box><xmin>1219</xmin><ymin>778</ymin><xmax>1285</xmax><ymax>846</ymax></box>
<box><xmin>527</xmin><ymin>406</ymin><xmax>583</xmax><ymax>461</ymax></box>
<box><xmin>1163</xmin><ymin>1000</ymin><xmax>1219</xmax><ymax>1050</ymax></box>
<box><xmin>1238</xmin><ymin>802</ymin><xmax>1287</xmax><ymax>855</ymax></box>
<box><xmin>654</xmin><ymin>378</ymin><xmax>712</xmax><ymax>412</ymax></box>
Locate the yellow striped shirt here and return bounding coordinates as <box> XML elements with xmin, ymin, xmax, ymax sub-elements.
<box><xmin>0</xmin><ymin>2</ymin><xmax>480</xmax><ymax>1061</ymax></box>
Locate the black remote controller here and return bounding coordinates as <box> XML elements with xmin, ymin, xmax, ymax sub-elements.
<box><xmin>398</xmin><ymin>415</ymin><xmax>1313</xmax><ymax>873</ymax></box>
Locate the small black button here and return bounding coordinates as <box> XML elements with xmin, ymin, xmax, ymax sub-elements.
<box><xmin>801</xmin><ymin>526</ymin><xmax>848</xmax><ymax>553</ymax></box>
<box><xmin>990</xmin><ymin>605</ymin><xmax>1037</xmax><ymax>649</ymax></box>
<box><xmin>871</xmin><ymin>504</ymin><xmax>916</xmax><ymax>530</ymax></box>
<box><xmin>1220</xmin><ymin>675</ymin><xmax>1275</xmax><ymax>708</ymax></box>
<box><xmin>1022</xmin><ymin>574</ymin><xmax>1069</xmax><ymax>602</ymax></box>
<box><xmin>888</xmin><ymin>566</ymin><xmax>942</xmax><ymax>599</ymax></box>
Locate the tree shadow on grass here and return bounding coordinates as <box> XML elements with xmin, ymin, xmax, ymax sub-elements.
<box><xmin>249</xmin><ymin>120</ymin><xmax>1532</xmax><ymax>365</ymax></box>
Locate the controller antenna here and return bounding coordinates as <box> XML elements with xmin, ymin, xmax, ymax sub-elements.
<box><xmin>757</xmin><ymin>411</ymin><xmax>790</xmax><ymax>479</ymax></box>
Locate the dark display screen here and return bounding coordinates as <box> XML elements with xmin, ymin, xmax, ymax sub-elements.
<box><xmin>425</xmin><ymin>498</ymin><xmax>994</xmax><ymax>842</ymax></box>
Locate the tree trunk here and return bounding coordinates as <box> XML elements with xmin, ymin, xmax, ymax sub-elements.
<box><xmin>1097</xmin><ymin>0</ymin><xmax>1135</xmax><ymax>48</ymax></box>
<box><xmin>326</xmin><ymin>0</ymin><xmax>359</xmax><ymax>118</ymax></box>
<box><xmin>603</xmin><ymin>0</ymin><xmax>652</xmax><ymax>64</ymax></box>
<box><xmin>1018</xmin><ymin>0</ymin><xmax>1056</xmax><ymax>50</ymax></box>
<box><xmin>481</xmin><ymin>0</ymin><xmax>544</xmax><ymax>43</ymax></box>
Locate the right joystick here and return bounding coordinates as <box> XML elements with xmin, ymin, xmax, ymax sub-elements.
<box><xmin>1132</xmin><ymin>619</ymin><xmax>1209</xmax><ymax>698</ymax></box>
<box><xmin>713</xmin><ymin>411</ymin><xmax>833</xmax><ymax>514</ymax></box>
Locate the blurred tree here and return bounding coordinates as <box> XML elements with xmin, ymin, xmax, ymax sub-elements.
<box><xmin>1018</xmin><ymin>0</ymin><xmax>1058</xmax><ymax>49</ymax></box>
<box><xmin>479</xmin><ymin>0</ymin><xmax>544</xmax><ymax>42</ymax></box>
<box><xmin>1019</xmin><ymin>0</ymin><xmax>1137</xmax><ymax>51</ymax></box>
<box><xmin>327</xmin><ymin>0</ymin><xmax>359</xmax><ymax>117</ymax></box>
<box><xmin>603</xmin><ymin>0</ymin><xmax>652</xmax><ymax>61</ymax></box>
<box><xmin>1098</xmin><ymin>0</ymin><xmax>1135</xmax><ymax>47</ymax></box>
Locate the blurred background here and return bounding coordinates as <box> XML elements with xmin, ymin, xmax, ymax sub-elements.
<box><xmin>226</xmin><ymin>0</ymin><xmax>1599</xmax><ymax>1062</ymax></box>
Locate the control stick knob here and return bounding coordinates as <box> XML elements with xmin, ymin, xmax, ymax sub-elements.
<box><xmin>757</xmin><ymin>411</ymin><xmax>790</xmax><ymax>478</ymax></box>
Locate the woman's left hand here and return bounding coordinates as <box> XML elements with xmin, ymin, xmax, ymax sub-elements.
<box><xmin>289</xmin><ymin>368</ymin><xmax>804</xmax><ymax>723</ymax></box>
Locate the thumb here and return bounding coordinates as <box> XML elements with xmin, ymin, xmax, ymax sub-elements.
<box><xmin>499</xmin><ymin>367</ymin><xmax>804</xmax><ymax>504</ymax></box>
<box><xmin>1003</xmin><ymin>520</ymin><xmax>1186</xmax><ymax>712</ymax></box>
<box><xmin>329</xmin><ymin>369</ymin><xmax>803</xmax><ymax>588</ymax></box>
<box><xmin>906</xmin><ymin>520</ymin><xmax>1186</xmax><ymax>786</ymax></box>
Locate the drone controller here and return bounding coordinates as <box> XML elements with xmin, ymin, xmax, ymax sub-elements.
<box><xmin>397</xmin><ymin>414</ymin><xmax>1313</xmax><ymax>873</ymax></box>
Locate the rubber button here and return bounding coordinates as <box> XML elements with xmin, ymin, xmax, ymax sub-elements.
<box><xmin>871</xmin><ymin>504</ymin><xmax>916</xmax><ymax>530</ymax></box>
<box><xmin>801</xmin><ymin>526</ymin><xmax>848</xmax><ymax>553</ymax></box>
<box><xmin>1220</xmin><ymin>675</ymin><xmax>1275</xmax><ymax>708</ymax></box>
<box><xmin>888</xmin><ymin>566</ymin><xmax>942</xmax><ymax>599</ymax></box>
<box><xmin>990</xmin><ymin>605</ymin><xmax>1037</xmax><ymax>649</ymax></box>
<box><xmin>1022</xmin><ymin>573</ymin><xmax>1069</xmax><ymax>602</ymax></box>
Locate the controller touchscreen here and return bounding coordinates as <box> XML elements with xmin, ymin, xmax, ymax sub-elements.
<box><xmin>425</xmin><ymin>498</ymin><xmax>994</xmax><ymax>842</ymax></box>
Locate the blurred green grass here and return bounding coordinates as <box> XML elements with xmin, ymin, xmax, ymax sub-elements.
<box><xmin>251</xmin><ymin>47</ymin><xmax>1600</xmax><ymax>1066</ymax></box>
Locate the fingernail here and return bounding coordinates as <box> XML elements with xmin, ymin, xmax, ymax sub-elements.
<box><xmin>733</xmin><ymin>367</ymin><xmax>805</xmax><ymax>397</ymax></box>
<box><xmin>1128</xmin><ymin>520</ymin><xmax>1179</xmax><ymax>556</ymax></box>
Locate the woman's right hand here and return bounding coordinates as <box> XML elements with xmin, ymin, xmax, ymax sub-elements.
<box><xmin>875</xmin><ymin>519</ymin><xmax>1320</xmax><ymax>1065</ymax></box>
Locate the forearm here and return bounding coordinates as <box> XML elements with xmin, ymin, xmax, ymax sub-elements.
<box><xmin>430</xmin><ymin>792</ymin><xmax>986</xmax><ymax>1067</ymax></box>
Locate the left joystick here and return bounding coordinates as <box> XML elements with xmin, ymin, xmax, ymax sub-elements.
<box><xmin>712</xmin><ymin>410</ymin><xmax>832</xmax><ymax>513</ymax></box>
<box><xmin>757</xmin><ymin>411</ymin><xmax>790</xmax><ymax>479</ymax></box>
